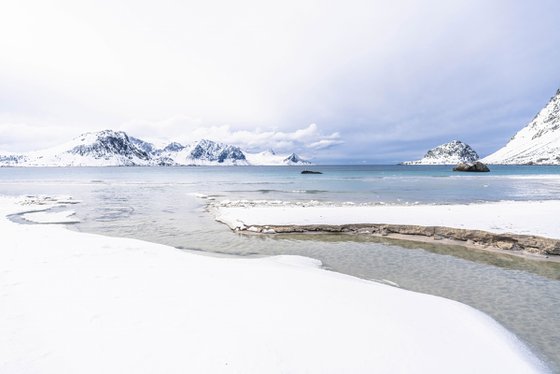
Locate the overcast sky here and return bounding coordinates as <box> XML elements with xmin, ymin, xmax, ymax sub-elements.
<box><xmin>1</xmin><ymin>0</ymin><xmax>559</xmax><ymax>163</ymax></box>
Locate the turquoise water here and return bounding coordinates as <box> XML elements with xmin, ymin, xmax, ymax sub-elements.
<box><xmin>1</xmin><ymin>165</ymin><xmax>560</xmax><ymax>204</ymax></box>
<box><xmin>1</xmin><ymin>165</ymin><xmax>560</xmax><ymax>372</ymax></box>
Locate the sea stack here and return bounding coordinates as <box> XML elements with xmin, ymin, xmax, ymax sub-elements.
<box><xmin>453</xmin><ymin>161</ymin><xmax>490</xmax><ymax>172</ymax></box>
<box><xmin>403</xmin><ymin>140</ymin><xmax>480</xmax><ymax>165</ymax></box>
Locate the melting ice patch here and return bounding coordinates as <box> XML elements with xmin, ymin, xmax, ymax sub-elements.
<box><xmin>22</xmin><ymin>210</ymin><xmax>80</xmax><ymax>224</ymax></box>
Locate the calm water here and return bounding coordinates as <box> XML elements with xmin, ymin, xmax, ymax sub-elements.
<box><xmin>1</xmin><ymin>165</ymin><xmax>560</xmax><ymax>372</ymax></box>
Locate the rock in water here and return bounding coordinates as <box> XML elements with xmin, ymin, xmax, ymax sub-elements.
<box><xmin>453</xmin><ymin>161</ymin><xmax>490</xmax><ymax>172</ymax></box>
<box><xmin>301</xmin><ymin>170</ymin><xmax>322</xmax><ymax>174</ymax></box>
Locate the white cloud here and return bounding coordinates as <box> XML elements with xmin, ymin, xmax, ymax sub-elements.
<box><xmin>0</xmin><ymin>122</ymin><xmax>72</xmax><ymax>153</ymax></box>
<box><xmin>122</xmin><ymin>119</ymin><xmax>343</xmax><ymax>153</ymax></box>
<box><xmin>308</xmin><ymin>139</ymin><xmax>345</xmax><ymax>150</ymax></box>
<box><xmin>0</xmin><ymin>119</ymin><xmax>343</xmax><ymax>156</ymax></box>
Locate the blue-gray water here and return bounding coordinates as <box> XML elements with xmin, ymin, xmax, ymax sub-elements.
<box><xmin>1</xmin><ymin>165</ymin><xmax>560</xmax><ymax>372</ymax></box>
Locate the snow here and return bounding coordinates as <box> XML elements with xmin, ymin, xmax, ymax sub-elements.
<box><xmin>214</xmin><ymin>200</ymin><xmax>560</xmax><ymax>239</ymax></box>
<box><xmin>22</xmin><ymin>210</ymin><xmax>80</xmax><ymax>224</ymax></box>
<box><xmin>244</xmin><ymin>150</ymin><xmax>287</xmax><ymax>165</ymax></box>
<box><xmin>244</xmin><ymin>150</ymin><xmax>311</xmax><ymax>165</ymax></box>
<box><xmin>11</xmin><ymin>130</ymin><xmax>152</xmax><ymax>167</ymax></box>
<box><xmin>0</xmin><ymin>130</ymin><xmax>311</xmax><ymax>167</ymax></box>
<box><xmin>403</xmin><ymin>140</ymin><xmax>480</xmax><ymax>165</ymax></box>
<box><xmin>483</xmin><ymin>89</ymin><xmax>560</xmax><ymax>165</ymax></box>
<box><xmin>0</xmin><ymin>195</ymin><xmax>546</xmax><ymax>373</ymax></box>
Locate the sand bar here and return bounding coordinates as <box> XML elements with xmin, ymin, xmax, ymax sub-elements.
<box><xmin>214</xmin><ymin>200</ymin><xmax>560</xmax><ymax>256</ymax></box>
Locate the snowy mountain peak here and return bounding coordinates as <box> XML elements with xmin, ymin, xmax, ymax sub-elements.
<box><xmin>189</xmin><ymin>139</ymin><xmax>246</xmax><ymax>163</ymax></box>
<box><xmin>67</xmin><ymin>130</ymin><xmax>150</xmax><ymax>161</ymax></box>
<box><xmin>163</xmin><ymin>142</ymin><xmax>185</xmax><ymax>153</ymax></box>
<box><xmin>482</xmin><ymin>89</ymin><xmax>560</xmax><ymax>165</ymax></box>
<box><xmin>403</xmin><ymin>140</ymin><xmax>480</xmax><ymax>165</ymax></box>
<box><xmin>283</xmin><ymin>153</ymin><xmax>311</xmax><ymax>165</ymax></box>
<box><xmin>130</xmin><ymin>136</ymin><xmax>158</xmax><ymax>154</ymax></box>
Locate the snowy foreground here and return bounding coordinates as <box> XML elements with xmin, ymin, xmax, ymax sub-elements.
<box><xmin>215</xmin><ymin>200</ymin><xmax>560</xmax><ymax>239</ymax></box>
<box><xmin>0</xmin><ymin>196</ymin><xmax>546</xmax><ymax>373</ymax></box>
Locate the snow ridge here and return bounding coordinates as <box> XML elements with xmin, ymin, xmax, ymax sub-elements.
<box><xmin>483</xmin><ymin>89</ymin><xmax>560</xmax><ymax>165</ymax></box>
<box><xmin>403</xmin><ymin>140</ymin><xmax>480</xmax><ymax>165</ymax></box>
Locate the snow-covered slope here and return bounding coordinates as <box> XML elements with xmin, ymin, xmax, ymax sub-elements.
<box><xmin>0</xmin><ymin>130</ymin><xmax>312</xmax><ymax>167</ymax></box>
<box><xmin>403</xmin><ymin>140</ymin><xmax>480</xmax><ymax>165</ymax></box>
<box><xmin>7</xmin><ymin>130</ymin><xmax>152</xmax><ymax>167</ymax></box>
<box><xmin>283</xmin><ymin>152</ymin><xmax>312</xmax><ymax>165</ymax></box>
<box><xmin>244</xmin><ymin>150</ymin><xmax>312</xmax><ymax>166</ymax></box>
<box><xmin>483</xmin><ymin>89</ymin><xmax>560</xmax><ymax>165</ymax></box>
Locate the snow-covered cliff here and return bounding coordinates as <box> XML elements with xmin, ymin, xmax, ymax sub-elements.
<box><xmin>0</xmin><ymin>130</ymin><xmax>311</xmax><ymax>167</ymax></box>
<box><xmin>482</xmin><ymin>89</ymin><xmax>560</xmax><ymax>165</ymax></box>
<box><xmin>403</xmin><ymin>140</ymin><xmax>480</xmax><ymax>165</ymax></box>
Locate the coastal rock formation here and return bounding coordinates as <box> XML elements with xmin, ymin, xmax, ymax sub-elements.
<box><xmin>301</xmin><ymin>170</ymin><xmax>322</xmax><ymax>174</ymax></box>
<box><xmin>237</xmin><ymin>223</ymin><xmax>560</xmax><ymax>256</ymax></box>
<box><xmin>453</xmin><ymin>161</ymin><xmax>490</xmax><ymax>172</ymax></box>
<box><xmin>0</xmin><ymin>130</ymin><xmax>312</xmax><ymax>167</ymax></box>
<box><xmin>403</xmin><ymin>140</ymin><xmax>480</xmax><ymax>165</ymax></box>
<box><xmin>482</xmin><ymin>88</ymin><xmax>560</xmax><ymax>165</ymax></box>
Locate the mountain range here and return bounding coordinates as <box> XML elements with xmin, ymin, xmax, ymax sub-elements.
<box><xmin>3</xmin><ymin>88</ymin><xmax>559</xmax><ymax>167</ymax></box>
<box><xmin>0</xmin><ymin>130</ymin><xmax>311</xmax><ymax>167</ymax></box>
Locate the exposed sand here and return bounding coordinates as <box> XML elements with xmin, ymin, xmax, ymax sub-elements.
<box><xmin>214</xmin><ymin>200</ymin><xmax>560</xmax><ymax>257</ymax></box>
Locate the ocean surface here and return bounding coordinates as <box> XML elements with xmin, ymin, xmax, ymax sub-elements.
<box><xmin>1</xmin><ymin>165</ymin><xmax>560</xmax><ymax>371</ymax></box>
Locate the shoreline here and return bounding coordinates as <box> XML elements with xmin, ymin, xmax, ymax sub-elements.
<box><xmin>213</xmin><ymin>200</ymin><xmax>560</xmax><ymax>260</ymax></box>
<box><xmin>229</xmin><ymin>222</ymin><xmax>560</xmax><ymax>261</ymax></box>
<box><xmin>0</xmin><ymin>194</ymin><xmax>549</xmax><ymax>373</ymax></box>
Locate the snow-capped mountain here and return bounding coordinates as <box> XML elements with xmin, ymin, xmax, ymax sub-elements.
<box><xmin>157</xmin><ymin>139</ymin><xmax>248</xmax><ymax>166</ymax></box>
<box><xmin>244</xmin><ymin>150</ymin><xmax>311</xmax><ymax>166</ymax></box>
<box><xmin>403</xmin><ymin>140</ymin><xmax>480</xmax><ymax>165</ymax></box>
<box><xmin>1</xmin><ymin>130</ymin><xmax>152</xmax><ymax>167</ymax></box>
<box><xmin>0</xmin><ymin>130</ymin><xmax>311</xmax><ymax>167</ymax></box>
<box><xmin>482</xmin><ymin>89</ymin><xmax>560</xmax><ymax>165</ymax></box>
<box><xmin>283</xmin><ymin>153</ymin><xmax>311</xmax><ymax>165</ymax></box>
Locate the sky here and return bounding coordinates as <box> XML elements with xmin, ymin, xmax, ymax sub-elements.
<box><xmin>1</xmin><ymin>0</ymin><xmax>559</xmax><ymax>163</ymax></box>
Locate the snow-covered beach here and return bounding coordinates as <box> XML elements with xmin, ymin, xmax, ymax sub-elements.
<box><xmin>0</xmin><ymin>195</ymin><xmax>548</xmax><ymax>373</ymax></box>
<box><xmin>214</xmin><ymin>200</ymin><xmax>560</xmax><ymax>256</ymax></box>
<box><xmin>214</xmin><ymin>200</ymin><xmax>560</xmax><ymax>239</ymax></box>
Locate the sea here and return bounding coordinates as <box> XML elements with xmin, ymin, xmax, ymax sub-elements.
<box><xmin>1</xmin><ymin>165</ymin><xmax>560</xmax><ymax>372</ymax></box>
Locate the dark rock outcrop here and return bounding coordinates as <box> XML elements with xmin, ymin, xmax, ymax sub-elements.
<box><xmin>301</xmin><ymin>170</ymin><xmax>322</xmax><ymax>174</ymax></box>
<box><xmin>234</xmin><ymin>223</ymin><xmax>560</xmax><ymax>256</ymax></box>
<box><xmin>453</xmin><ymin>161</ymin><xmax>490</xmax><ymax>172</ymax></box>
